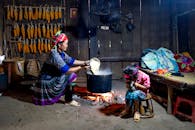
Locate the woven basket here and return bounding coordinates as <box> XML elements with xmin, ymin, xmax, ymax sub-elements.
<box><xmin>26</xmin><ymin>59</ymin><xmax>41</xmax><ymax>77</ymax></box>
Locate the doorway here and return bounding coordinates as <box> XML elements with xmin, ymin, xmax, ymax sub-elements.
<box><xmin>177</xmin><ymin>11</ymin><xmax>195</xmax><ymax>59</ymax></box>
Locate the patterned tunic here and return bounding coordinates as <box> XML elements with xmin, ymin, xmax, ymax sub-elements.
<box><xmin>136</xmin><ymin>70</ymin><xmax>150</xmax><ymax>93</ymax></box>
<box><xmin>33</xmin><ymin>48</ymin><xmax>76</xmax><ymax>105</ymax></box>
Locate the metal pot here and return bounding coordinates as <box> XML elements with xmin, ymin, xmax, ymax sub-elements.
<box><xmin>86</xmin><ymin>71</ymin><xmax>112</xmax><ymax>93</ymax></box>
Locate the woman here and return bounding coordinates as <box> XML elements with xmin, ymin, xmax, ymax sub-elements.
<box><xmin>33</xmin><ymin>32</ymin><xmax>89</xmax><ymax>106</ymax></box>
<box><xmin>121</xmin><ymin>64</ymin><xmax>151</xmax><ymax>120</ymax></box>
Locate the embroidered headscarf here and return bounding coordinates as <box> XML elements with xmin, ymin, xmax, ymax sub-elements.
<box><xmin>52</xmin><ymin>31</ymin><xmax>68</xmax><ymax>46</ymax></box>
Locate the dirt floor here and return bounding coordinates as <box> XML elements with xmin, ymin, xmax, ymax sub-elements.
<box><xmin>0</xmin><ymin>80</ymin><xmax>195</xmax><ymax>130</ymax></box>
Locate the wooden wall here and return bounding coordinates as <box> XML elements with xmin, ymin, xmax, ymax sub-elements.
<box><xmin>0</xmin><ymin>2</ymin><xmax>4</xmax><ymax>55</ymax></box>
<box><xmin>87</xmin><ymin>0</ymin><xmax>173</xmax><ymax>79</ymax></box>
<box><xmin>0</xmin><ymin>0</ymin><xmax>195</xmax><ymax>80</ymax></box>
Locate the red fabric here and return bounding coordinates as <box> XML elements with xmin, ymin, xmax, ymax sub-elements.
<box><xmin>52</xmin><ymin>33</ymin><xmax>68</xmax><ymax>46</ymax></box>
<box><xmin>124</xmin><ymin>74</ymin><xmax>130</xmax><ymax>79</ymax></box>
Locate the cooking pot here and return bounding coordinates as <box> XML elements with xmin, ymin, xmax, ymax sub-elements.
<box><xmin>86</xmin><ymin>71</ymin><xmax>112</xmax><ymax>93</ymax></box>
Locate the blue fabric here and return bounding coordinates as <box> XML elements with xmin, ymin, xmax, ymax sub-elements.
<box><xmin>60</xmin><ymin>52</ymin><xmax>75</xmax><ymax>66</ymax></box>
<box><xmin>69</xmin><ymin>58</ymin><xmax>75</xmax><ymax>66</ymax></box>
<box><xmin>60</xmin><ymin>64</ymin><xmax>70</xmax><ymax>73</ymax></box>
<box><xmin>141</xmin><ymin>47</ymin><xmax>179</xmax><ymax>73</ymax></box>
<box><xmin>59</xmin><ymin>52</ymin><xmax>74</xmax><ymax>73</ymax></box>
<box><xmin>125</xmin><ymin>90</ymin><xmax>146</xmax><ymax>106</ymax></box>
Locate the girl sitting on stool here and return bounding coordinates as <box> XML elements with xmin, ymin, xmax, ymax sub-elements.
<box><xmin>120</xmin><ymin>64</ymin><xmax>151</xmax><ymax>121</ymax></box>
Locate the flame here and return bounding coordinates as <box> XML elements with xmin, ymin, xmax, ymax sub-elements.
<box><xmin>83</xmin><ymin>92</ymin><xmax>114</xmax><ymax>104</ymax></box>
<box><xmin>73</xmin><ymin>86</ymin><xmax>125</xmax><ymax>105</ymax></box>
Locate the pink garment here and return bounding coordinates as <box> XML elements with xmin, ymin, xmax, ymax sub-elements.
<box><xmin>136</xmin><ymin>70</ymin><xmax>151</xmax><ymax>93</ymax></box>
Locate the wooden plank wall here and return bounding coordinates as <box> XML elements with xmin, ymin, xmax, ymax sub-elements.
<box><xmin>1</xmin><ymin>0</ymin><xmax>195</xmax><ymax>80</ymax></box>
<box><xmin>1</xmin><ymin>0</ymin><xmax>67</xmax><ymax>62</ymax></box>
<box><xmin>141</xmin><ymin>0</ymin><xmax>171</xmax><ymax>49</ymax></box>
<box><xmin>90</xmin><ymin>0</ymin><xmax>172</xmax><ymax>79</ymax></box>
<box><xmin>0</xmin><ymin>2</ymin><xmax>3</xmax><ymax>55</ymax></box>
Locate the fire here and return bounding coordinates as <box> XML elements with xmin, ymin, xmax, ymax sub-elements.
<box><xmin>73</xmin><ymin>86</ymin><xmax>124</xmax><ymax>105</ymax></box>
<box><xmin>84</xmin><ymin>92</ymin><xmax>114</xmax><ymax>104</ymax></box>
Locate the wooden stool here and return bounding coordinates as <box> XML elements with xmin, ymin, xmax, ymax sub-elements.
<box><xmin>173</xmin><ymin>96</ymin><xmax>195</xmax><ymax>123</ymax></box>
<box><xmin>139</xmin><ymin>93</ymin><xmax>154</xmax><ymax>118</ymax></box>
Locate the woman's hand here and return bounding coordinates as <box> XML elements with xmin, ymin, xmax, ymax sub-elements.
<box><xmin>83</xmin><ymin>65</ymin><xmax>90</xmax><ymax>69</ymax></box>
<box><xmin>80</xmin><ymin>60</ymin><xmax>90</xmax><ymax>69</ymax></box>
<box><xmin>74</xmin><ymin>60</ymin><xmax>89</xmax><ymax>66</ymax></box>
<box><xmin>84</xmin><ymin>60</ymin><xmax>90</xmax><ymax>66</ymax></box>
<box><xmin>67</xmin><ymin>60</ymin><xmax>90</xmax><ymax>73</ymax></box>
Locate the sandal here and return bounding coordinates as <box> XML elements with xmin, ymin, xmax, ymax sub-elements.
<box><xmin>134</xmin><ymin>111</ymin><xmax>140</xmax><ymax>122</ymax></box>
<box><xmin>68</xmin><ymin>100</ymin><xmax>81</xmax><ymax>107</ymax></box>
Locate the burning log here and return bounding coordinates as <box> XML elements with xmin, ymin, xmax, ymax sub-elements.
<box><xmin>73</xmin><ymin>86</ymin><xmax>125</xmax><ymax>105</ymax></box>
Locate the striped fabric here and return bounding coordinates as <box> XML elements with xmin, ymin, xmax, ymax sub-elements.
<box><xmin>33</xmin><ymin>73</ymin><xmax>77</xmax><ymax>105</ymax></box>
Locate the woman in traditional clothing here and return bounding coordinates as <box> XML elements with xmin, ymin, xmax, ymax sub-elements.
<box><xmin>33</xmin><ymin>32</ymin><xmax>89</xmax><ymax>106</ymax></box>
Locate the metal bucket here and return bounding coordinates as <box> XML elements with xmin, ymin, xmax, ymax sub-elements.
<box><xmin>0</xmin><ymin>73</ymin><xmax>8</xmax><ymax>92</ymax></box>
